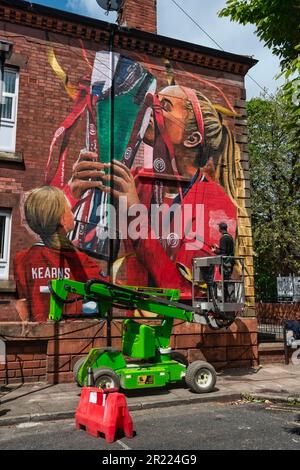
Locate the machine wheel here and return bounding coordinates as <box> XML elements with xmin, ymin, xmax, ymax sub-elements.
<box><xmin>73</xmin><ymin>356</ymin><xmax>86</xmax><ymax>385</ymax></box>
<box><xmin>93</xmin><ymin>367</ymin><xmax>120</xmax><ymax>390</ymax></box>
<box><xmin>170</xmin><ymin>352</ymin><xmax>188</xmax><ymax>367</ymax></box>
<box><xmin>185</xmin><ymin>361</ymin><xmax>216</xmax><ymax>393</ymax></box>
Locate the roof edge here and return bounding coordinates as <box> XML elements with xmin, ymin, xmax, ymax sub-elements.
<box><xmin>0</xmin><ymin>0</ymin><xmax>258</xmax><ymax>72</ymax></box>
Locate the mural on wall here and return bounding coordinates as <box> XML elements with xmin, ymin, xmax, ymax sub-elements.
<box><xmin>14</xmin><ymin>42</ymin><xmax>249</xmax><ymax>322</ymax></box>
<box><xmin>14</xmin><ymin>186</ymin><xmax>105</xmax><ymax>322</ymax></box>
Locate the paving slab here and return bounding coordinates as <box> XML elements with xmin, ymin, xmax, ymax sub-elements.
<box><xmin>1</xmin><ymin>364</ymin><xmax>299</xmax><ymax>426</ymax></box>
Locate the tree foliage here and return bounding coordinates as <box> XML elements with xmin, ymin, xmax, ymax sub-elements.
<box><xmin>220</xmin><ymin>1</ymin><xmax>300</xmax><ymax>300</ymax></box>
<box><xmin>220</xmin><ymin>0</ymin><xmax>300</xmax><ymax>162</ymax></box>
<box><xmin>219</xmin><ymin>0</ymin><xmax>300</xmax><ymax>68</ymax></box>
<box><xmin>247</xmin><ymin>93</ymin><xmax>300</xmax><ymax>301</ymax></box>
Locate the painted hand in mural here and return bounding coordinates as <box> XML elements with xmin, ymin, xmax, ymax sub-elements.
<box><xmin>69</xmin><ymin>151</ymin><xmax>108</xmax><ymax>200</ymax></box>
<box><xmin>69</xmin><ymin>152</ymin><xmax>140</xmax><ymax>209</ymax></box>
<box><xmin>104</xmin><ymin>160</ymin><xmax>140</xmax><ymax>209</ymax></box>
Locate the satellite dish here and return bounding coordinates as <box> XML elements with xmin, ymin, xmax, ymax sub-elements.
<box><xmin>96</xmin><ymin>0</ymin><xmax>123</xmax><ymax>12</ymax></box>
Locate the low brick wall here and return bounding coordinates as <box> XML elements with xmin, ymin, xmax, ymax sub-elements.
<box><xmin>258</xmin><ymin>347</ymin><xmax>296</xmax><ymax>365</ymax></box>
<box><xmin>256</xmin><ymin>303</ymin><xmax>300</xmax><ymax>365</ymax></box>
<box><xmin>0</xmin><ymin>318</ymin><xmax>258</xmax><ymax>385</ymax></box>
<box><xmin>172</xmin><ymin>317</ymin><xmax>257</xmax><ymax>369</ymax></box>
<box><xmin>0</xmin><ymin>321</ymin><xmax>106</xmax><ymax>385</ymax></box>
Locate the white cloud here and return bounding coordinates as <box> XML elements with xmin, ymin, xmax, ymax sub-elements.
<box><xmin>66</xmin><ymin>0</ymin><xmax>117</xmax><ymax>20</ymax></box>
<box><xmin>157</xmin><ymin>0</ymin><xmax>283</xmax><ymax>98</ymax></box>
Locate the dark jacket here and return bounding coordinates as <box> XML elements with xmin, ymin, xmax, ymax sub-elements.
<box><xmin>216</xmin><ymin>232</ymin><xmax>234</xmax><ymax>257</ymax></box>
<box><xmin>285</xmin><ymin>320</ymin><xmax>300</xmax><ymax>340</ymax></box>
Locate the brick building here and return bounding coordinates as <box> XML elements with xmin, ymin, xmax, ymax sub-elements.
<box><xmin>0</xmin><ymin>0</ymin><xmax>258</xmax><ymax>385</ymax></box>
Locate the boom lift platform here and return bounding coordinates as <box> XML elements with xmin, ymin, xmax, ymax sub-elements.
<box><xmin>49</xmin><ymin>256</ymin><xmax>245</xmax><ymax>394</ymax></box>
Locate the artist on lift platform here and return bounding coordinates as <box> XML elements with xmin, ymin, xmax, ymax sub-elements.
<box><xmin>211</xmin><ymin>222</ymin><xmax>235</xmax><ymax>301</ymax></box>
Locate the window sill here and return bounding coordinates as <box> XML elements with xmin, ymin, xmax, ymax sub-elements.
<box><xmin>0</xmin><ymin>151</ymin><xmax>23</xmax><ymax>163</ymax></box>
<box><xmin>0</xmin><ymin>280</ymin><xmax>16</xmax><ymax>293</ymax></box>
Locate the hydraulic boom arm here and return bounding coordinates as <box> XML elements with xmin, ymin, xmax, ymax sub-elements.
<box><xmin>48</xmin><ymin>277</ymin><xmax>236</xmax><ymax>329</ymax></box>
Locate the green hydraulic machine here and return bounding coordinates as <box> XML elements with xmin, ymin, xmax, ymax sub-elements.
<box><xmin>49</xmin><ymin>256</ymin><xmax>245</xmax><ymax>394</ymax></box>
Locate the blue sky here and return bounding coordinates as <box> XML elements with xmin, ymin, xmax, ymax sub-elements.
<box><xmin>31</xmin><ymin>0</ymin><xmax>283</xmax><ymax>99</ymax></box>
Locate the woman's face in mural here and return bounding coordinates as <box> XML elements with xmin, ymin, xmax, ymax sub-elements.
<box><xmin>144</xmin><ymin>85</ymin><xmax>189</xmax><ymax>146</ymax></box>
<box><xmin>60</xmin><ymin>200</ymin><xmax>75</xmax><ymax>234</ymax></box>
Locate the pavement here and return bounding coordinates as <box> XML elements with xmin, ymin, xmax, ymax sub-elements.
<box><xmin>0</xmin><ymin>363</ymin><xmax>300</xmax><ymax>427</ymax></box>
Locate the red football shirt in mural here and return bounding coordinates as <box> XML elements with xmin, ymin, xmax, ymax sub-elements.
<box><xmin>14</xmin><ymin>244</ymin><xmax>101</xmax><ymax>322</ymax></box>
<box><xmin>124</xmin><ymin>169</ymin><xmax>237</xmax><ymax>299</ymax></box>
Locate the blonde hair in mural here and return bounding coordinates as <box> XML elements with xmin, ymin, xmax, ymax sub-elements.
<box><xmin>185</xmin><ymin>90</ymin><xmax>240</xmax><ymax>201</ymax></box>
<box><xmin>24</xmin><ymin>186</ymin><xmax>75</xmax><ymax>250</ymax></box>
<box><xmin>183</xmin><ymin>84</ymin><xmax>253</xmax><ymax>303</ymax></box>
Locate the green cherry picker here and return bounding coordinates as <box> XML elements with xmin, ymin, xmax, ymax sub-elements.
<box><xmin>49</xmin><ymin>256</ymin><xmax>245</xmax><ymax>394</ymax></box>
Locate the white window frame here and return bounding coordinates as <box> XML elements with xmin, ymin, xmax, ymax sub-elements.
<box><xmin>0</xmin><ymin>67</ymin><xmax>19</xmax><ymax>152</ymax></box>
<box><xmin>0</xmin><ymin>209</ymin><xmax>12</xmax><ymax>280</ymax></box>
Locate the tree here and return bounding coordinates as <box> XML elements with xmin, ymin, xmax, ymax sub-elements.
<box><xmin>219</xmin><ymin>0</ymin><xmax>300</xmax><ymax>158</ymax></box>
<box><xmin>220</xmin><ymin>1</ymin><xmax>300</xmax><ymax>300</ymax></box>
<box><xmin>219</xmin><ymin>1</ymin><xmax>299</xmax><ymax>68</ymax></box>
<box><xmin>247</xmin><ymin>93</ymin><xmax>300</xmax><ymax>301</ymax></box>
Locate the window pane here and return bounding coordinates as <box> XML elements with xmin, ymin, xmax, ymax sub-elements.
<box><xmin>4</xmin><ymin>70</ymin><xmax>16</xmax><ymax>94</ymax></box>
<box><xmin>0</xmin><ymin>216</ymin><xmax>6</xmax><ymax>259</ymax></box>
<box><xmin>1</xmin><ymin>97</ymin><xmax>13</xmax><ymax>120</ymax></box>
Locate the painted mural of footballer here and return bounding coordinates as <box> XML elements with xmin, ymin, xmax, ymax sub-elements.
<box><xmin>69</xmin><ymin>81</ymin><xmax>242</xmax><ymax>299</ymax></box>
<box><xmin>14</xmin><ymin>186</ymin><xmax>104</xmax><ymax>323</ymax></box>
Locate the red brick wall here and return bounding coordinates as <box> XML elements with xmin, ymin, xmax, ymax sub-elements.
<box><xmin>0</xmin><ymin>23</ymin><xmax>253</xmax><ymax>318</ymax></box>
<box><xmin>0</xmin><ymin>25</ymin><xmax>106</xmax><ymax>322</ymax></box>
<box><xmin>0</xmin><ymin>321</ymin><xmax>106</xmax><ymax>385</ymax></box>
<box><xmin>172</xmin><ymin>317</ymin><xmax>258</xmax><ymax>369</ymax></box>
<box><xmin>2</xmin><ymin>340</ymin><xmax>47</xmax><ymax>383</ymax></box>
<box><xmin>118</xmin><ymin>0</ymin><xmax>157</xmax><ymax>33</ymax></box>
<box><xmin>0</xmin><ymin>8</ymin><xmax>256</xmax><ymax>378</ymax></box>
<box><xmin>256</xmin><ymin>303</ymin><xmax>299</xmax><ymax>365</ymax></box>
<box><xmin>0</xmin><ymin>318</ymin><xmax>257</xmax><ymax>385</ymax></box>
<box><xmin>258</xmin><ymin>350</ymin><xmax>291</xmax><ymax>365</ymax></box>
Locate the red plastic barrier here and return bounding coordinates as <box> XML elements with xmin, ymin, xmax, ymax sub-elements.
<box><xmin>75</xmin><ymin>387</ymin><xmax>134</xmax><ymax>443</ymax></box>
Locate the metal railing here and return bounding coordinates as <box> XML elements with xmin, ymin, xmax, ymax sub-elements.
<box><xmin>192</xmin><ymin>256</ymin><xmax>245</xmax><ymax>314</ymax></box>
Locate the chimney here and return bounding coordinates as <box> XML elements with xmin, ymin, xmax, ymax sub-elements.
<box><xmin>118</xmin><ymin>0</ymin><xmax>157</xmax><ymax>34</ymax></box>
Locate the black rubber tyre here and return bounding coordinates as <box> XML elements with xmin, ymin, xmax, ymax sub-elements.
<box><xmin>93</xmin><ymin>367</ymin><xmax>120</xmax><ymax>390</ymax></box>
<box><xmin>170</xmin><ymin>351</ymin><xmax>188</xmax><ymax>367</ymax></box>
<box><xmin>73</xmin><ymin>356</ymin><xmax>86</xmax><ymax>385</ymax></box>
<box><xmin>185</xmin><ymin>361</ymin><xmax>217</xmax><ymax>393</ymax></box>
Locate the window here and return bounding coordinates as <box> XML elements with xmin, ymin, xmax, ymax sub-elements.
<box><xmin>0</xmin><ymin>68</ymin><xmax>19</xmax><ymax>152</ymax></box>
<box><xmin>0</xmin><ymin>210</ymin><xmax>12</xmax><ymax>280</ymax></box>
